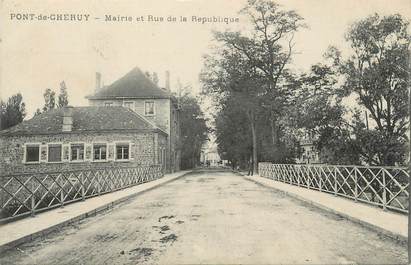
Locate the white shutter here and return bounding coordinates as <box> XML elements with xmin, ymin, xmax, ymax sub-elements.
<box><xmin>62</xmin><ymin>144</ymin><xmax>70</xmax><ymax>162</ymax></box>
<box><xmin>129</xmin><ymin>143</ymin><xmax>135</xmax><ymax>160</ymax></box>
<box><xmin>40</xmin><ymin>144</ymin><xmax>48</xmax><ymax>162</ymax></box>
<box><xmin>85</xmin><ymin>143</ymin><xmax>92</xmax><ymax>161</ymax></box>
<box><xmin>107</xmin><ymin>143</ymin><xmax>115</xmax><ymax>161</ymax></box>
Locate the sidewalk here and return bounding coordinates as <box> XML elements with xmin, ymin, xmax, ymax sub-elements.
<box><xmin>0</xmin><ymin>170</ymin><xmax>191</xmax><ymax>253</ymax></box>
<box><xmin>242</xmin><ymin>174</ymin><xmax>408</xmax><ymax>242</ymax></box>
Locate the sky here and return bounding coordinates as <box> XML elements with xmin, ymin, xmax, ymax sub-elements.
<box><xmin>1</xmin><ymin>0</ymin><xmax>410</xmax><ymax>118</ymax></box>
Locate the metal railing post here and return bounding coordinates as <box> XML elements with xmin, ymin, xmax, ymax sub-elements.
<box><xmin>319</xmin><ymin>171</ymin><xmax>322</xmax><ymax>192</ymax></box>
<box><xmin>354</xmin><ymin>167</ymin><xmax>358</xmax><ymax>202</ymax></box>
<box><xmin>31</xmin><ymin>195</ymin><xmax>35</xmax><ymax>217</ymax></box>
<box><xmin>334</xmin><ymin>167</ymin><xmax>338</xmax><ymax>196</ymax></box>
<box><xmin>307</xmin><ymin>166</ymin><xmax>311</xmax><ymax>190</ymax></box>
<box><xmin>81</xmin><ymin>174</ymin><xmax>85</xmax><ymax>201</ymax></box>
<box><xmin>97</xmin><ymin>173</ymin><xmax>101</xmax><ymax>195</ymax></box>
<box><xmin>61</xmin><ymin>189</ymin><xmax>64</xmax><ymax>208</ymax></box>
<box><xmin>382</xmin><ymin>170</ymin><xmax>387</xmax><ymax>211</ymax></box>
<box><xmin>297</xmin><ymin>167</ymin><xmax>300</xmax><ymax>187</ymax></box>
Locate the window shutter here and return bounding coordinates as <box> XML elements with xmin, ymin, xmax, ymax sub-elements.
<box><xmin>62</xmin><ymin>144</ymin><xmax>70</xmax><ymax>162</ymax></box>
<box><xmin>129</xmin><ymin>143</ymin><xmax>135</xmax><ymax>160</ymax></box>
<box><xmin>85</xmin><ymin>144</ymin><xmax>92</xmax><ymax>161</ymax></box>
<box><xmin>107</xmin><ymin>143</ymin><xmax>115</xmax><ymax>161</ymax></box>
<box><xmin>40</xmin><ymin>144</ymin><xmax>48</xmax><ymax>162</ymax></box>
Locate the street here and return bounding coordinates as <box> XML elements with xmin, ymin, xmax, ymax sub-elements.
<box><xmin>0</xmin><ymin>170</ymin><xmax>407</xmax><ymax>264</ymax></box>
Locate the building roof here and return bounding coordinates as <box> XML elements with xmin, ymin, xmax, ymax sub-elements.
<box><xmin>86</xmin><ymin>67</ymin><xmax>172</xmax><ymax>100</ymax></box>
<box><xmin>0</xmin><ymin>106</ymin><xmax>167</xmax><ymax>136</ymax></box>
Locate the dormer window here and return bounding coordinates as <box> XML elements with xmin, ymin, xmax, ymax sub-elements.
<box><xmin>145</xmin><ymin>101</ymin><xmax>155</xmax><ymax>116</ymax></box>
<box><xmin>123</xmin><ymin>101</ymin><xmax>134</xmax><ymax>111</ymax></box>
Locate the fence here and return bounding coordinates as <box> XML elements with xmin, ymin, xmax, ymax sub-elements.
<box><xmin>259</xmin><ymin>163</ymin><xmax>409</xmax><ymax>213</ymax></box>
<box><xmin>0</xmin><ymin>165</ymin><xmax>163</xmax><ymax>222</ymax></box>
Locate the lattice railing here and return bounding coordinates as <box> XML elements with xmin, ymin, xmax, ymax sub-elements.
<box><xmin>0</xmin><ymin>165</ymin><xmax>163</xmax><ymax>222</ymax></box>
<box><xmin>259</xmin><ymin>163</ymin><xmax>409</xmax><ymax>213</ymax></box>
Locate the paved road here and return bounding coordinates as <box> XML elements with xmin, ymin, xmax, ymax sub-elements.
<box><xmin>0</xmin><ymin>170</ymin><xmax>407</xmax><ymax>264</ymax></box>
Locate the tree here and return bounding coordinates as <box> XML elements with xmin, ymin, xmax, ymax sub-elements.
<box><xmin>179</xmin><ymin>91</ymin><xmax>209</xmax><ymax>169</ymax></box>
<box><xmin>152</xmin><ymin>72</ymin><xmax>159</xmax><ymax>86</ymax></box>
<box><xmin>42</xmin><ymin>88</ymin><xmax>56</xmax><ymax>112</ymax></box>
<box><xmin>33</xmin><ymin>108</ymin><xmax>42</xmax><ymax>116</ymax></box>
<box><xmin>215</xmin><ymin>0</ymin><xmax>305</xmax><ymax>150</ymax></box>
<box><xmin>144</xmin><ymin>71</ymin><xmax>152</xmax><ymax>80</ymax></box>
<box><xmin>202</xmin><ymin>47</ymin><xmax>265</xmax><ymax>174</ymax></box>
<box><xmin>203</xmin><ymin>0</ymin><xmax>304</xmax><ymax>172</ymax></box>
<box><xmin>214</xmin><ymin>96</ymin><xmax>253</xmax><ymax>169</ymax></box>
<box><xmin>285</xmin><ymin>63</ymin><xmax>358</xmax><ymax>164</ymax></box>
<box><xmin>0</xmin><ymin>93</ymin><xmax>26</xmax><ymax>130</ymax></box>
<box><xmin>57</xmin><ymin>81</ymin><xmax>69</xmax><ymax>108</ymax></box>
<box><xmin>330</xmin><ymin>14</ymin><xmax>410</xmax><ymax>165</ymax></box>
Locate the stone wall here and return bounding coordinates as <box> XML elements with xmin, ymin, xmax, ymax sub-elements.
<box><xmin>0</xmin><ymin>131</ymin><xmax>167</xmax><ymax>175</ymax></box>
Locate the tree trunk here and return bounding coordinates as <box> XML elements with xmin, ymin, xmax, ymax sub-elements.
<box><xmin>270</xmin><ymin>112</ymin><xmax>280</xmax><ymax>147</ymax></box>
<box><xmin>249</xmin><ymin>110</ymin><xmax>258</xmax><ymax>175</ymax></box>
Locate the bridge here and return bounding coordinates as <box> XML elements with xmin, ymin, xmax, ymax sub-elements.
<box><xmin>0</xmin><ymin>165</ymin><xmax>408</xmax><ymax>264</ymax></box>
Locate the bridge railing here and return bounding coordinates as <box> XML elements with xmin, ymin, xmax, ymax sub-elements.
<box><xmin>0</xmin><ymin>165</ymin><xmax>163</xmax><ymax>223</ymax></box>
<box><xmin>258</xmin><ymin>163</ymin><xmax>409</xmax><ymax>213</ymax></box>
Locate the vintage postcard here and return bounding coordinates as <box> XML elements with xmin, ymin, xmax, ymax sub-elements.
<box><xmin>0</xmin><ymin>0</ymin><xmax>410</xmax><ymax>264</ymax></box>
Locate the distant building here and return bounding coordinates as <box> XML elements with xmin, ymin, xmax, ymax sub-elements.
<box><xmin>200</xmin><ymin>140</ymin><xmax>225</xmax><ymax>167</ymax></box>
<box><xmin>0</xmin><ymin>106</ymin><xmax>167</xmax><ymax>174</ymax></box>
<box><xmin>296</xmin><ymin>135</ymin><xmax>321</xmax><ymax>164</ymax></box>
<box><xmin>86</xmin><ymin>67</ymin><xmax>181</xmax><ymax>173</ymax></box>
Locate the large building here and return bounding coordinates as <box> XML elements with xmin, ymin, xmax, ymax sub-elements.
<box><xmin>0</xmin><ymin>106</ymin><xmax>167</xmax><ymax>174</ymax></box>
<box><xmin>86</xmin><ymin>67</ymin><xmax>181</xmax><ymax>172</ymax></box>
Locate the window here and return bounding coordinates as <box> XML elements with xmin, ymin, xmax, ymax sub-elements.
<box><xmin>93</xmin><ymin>144</ymin><xmax>107</xmax><ymax>161</ymax></box>
<box><xmin>144</xmin><ymin>101</ymin><xmax>155</xmax><ymax>116</ymax></box>
<box><xmin>123</xmin><ymin>101</ymin><xmax>134</xmax><ymax>110</ymax></box>
<box><xmin>71</xmin><ymin>144</ymin><xmax>84</xmax><ymax>161</ymax></box>
<box><xmin>116</xmin><ymin>143</ymin><xmax>130</xmax><ymax>160</ymax></box>
<box><xmin>104</xmin><ymin>102</ymin><xmax>113</xmax><ymax>106</ymax></box>
<box><xmin>25</xmin><ymin>145</ymin><xmax>40</xmax><ymax>162</ymax></box>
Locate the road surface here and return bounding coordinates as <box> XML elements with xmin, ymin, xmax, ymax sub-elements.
<box><xmin>0</xmin><ymin>170</ymin><xmax>407</xmax><ymax>264</ymax></box>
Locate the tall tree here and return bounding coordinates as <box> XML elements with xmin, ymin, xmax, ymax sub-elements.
<box><xmin>42</xmin><ymin>88</ymin><xmax>56</xmax><ymax>112</ymax></box>
<box><xmin>214</xmin><ymin>0</ymin><xmax>304</xmax><ymax>149</ymax></box>
<box><xmin>179</xmin><ymin>91</ymin><xmax>209</xmax><ymax>169</ymax></box>
<box><xmin>214</xmin><ymin>96</ymin><xmax>253</xmax><ymax>169</ymax></box>
<box><xmin>330</xmin><ymin>14</ymin><xmax>410</xmax><ymax>165</ymax></box>
<box><xmin>57</xmin><ymin>81</ymin><xmax>69</xmax><ymax>108</ymax></box>
<box><xmin>0</xmin><ymin>93</ymin><xmax>26</xmax><ymax>130</ymax></box>
<box><xmin>202</xmin><ymin>47</ymin><xmax>265</xmax><ymax>174</ymax></box>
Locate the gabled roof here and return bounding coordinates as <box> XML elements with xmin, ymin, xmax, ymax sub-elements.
<box><xmin>0</xmin><ymin>106</ymin><xmax>167</xmax><ymax>136</ymax></box>
<box><xmin>86</xmin><ymin>67</ymin><xmax>172</xmax><ymax>100</ymax></box>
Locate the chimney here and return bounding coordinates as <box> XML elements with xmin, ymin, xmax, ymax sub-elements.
<box><xmin>95</xmin><ymin>72</ymin><xmax>102</xmax><ymax>92</ymax></box>
<box><xmin>62</xmin><ymin>106</ymin><xmax>74</xmax><ymax>132</ymax></box>
<box><xmin>165</xmin><ymin>71</ymin><xmax>170</xmax><ymax>91</ymax></box>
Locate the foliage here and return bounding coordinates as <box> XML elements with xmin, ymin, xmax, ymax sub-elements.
<box><xmin>329</xmin><ymin>13</ymin><xmax>410</xmax><ymax>165</ymax></box>
<box><xmin>214</xmin><ymin>96</ymin><xmax>253</xmax><ymax>169</ymax></box>
<box><xmin>57</xmin><ymin>81</ymin><xmax>69</xmax><ymax>108</ymax></box>
<box><xmin>0</xmin><ymin>93</ymin><xmax>26</xmax><ymax>130</ymax></box>
<box><xmin>145</xmin><ymin>71</ymin><xmax>159</xmax><ymax>85</ymax></box>
<box><xmin>178</xmin><ymin>91</ymin><xmax>209</xmax><ymax>169</ymax></box>
<box><xmin>42</xmin><ymin>88</ymin><xmax>56</xmax><ymax>112</ymax></box>
<box><xmin>201</xmin><ymin>0</ymin><xmax>304</xmax><ymax>171</ymax></box>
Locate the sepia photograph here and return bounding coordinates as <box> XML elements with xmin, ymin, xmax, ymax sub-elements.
<box><xmin>0</xmin><ymin>0</ymin><xmax>410</xmax><ymax>264</ymax></box>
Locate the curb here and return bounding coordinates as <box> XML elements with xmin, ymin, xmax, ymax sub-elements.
<box><xmin>0</xmin><ymin>171</ymin><xmax>192</xmax><ymax>254</ymax></box>
<box><xmin>238</xmin><ymin>172</ymin><xmax>408</xmax><ymax>244</ymax></box>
